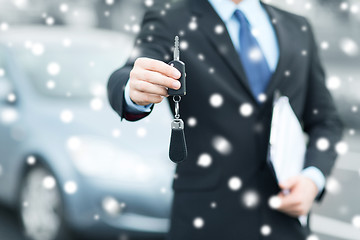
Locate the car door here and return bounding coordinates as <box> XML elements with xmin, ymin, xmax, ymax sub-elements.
<box><xmin>0</xmin><ymin>48</ymin><xmax>22</xmax><ymax>202</ymax></box>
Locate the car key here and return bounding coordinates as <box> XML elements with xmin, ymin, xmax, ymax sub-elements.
<box><xmin>168</xmin><ymin>36</ymin><xmax>187</xmax><ymax>163</ymax></box>
<box><xmin>168</xmin><ymin>36</ymin><xmax>186</xmax><ymax>96</ymax></box>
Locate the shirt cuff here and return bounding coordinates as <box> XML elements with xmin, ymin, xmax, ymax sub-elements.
<box><xmin>124</xmin><ymin>79</ymin><xmax>153</xmax><ymax>114</ymax></box>
<box><xmin>301</xmin><ymin>166</ymin><xmax>326</xmax><ymax>195</ymax></box>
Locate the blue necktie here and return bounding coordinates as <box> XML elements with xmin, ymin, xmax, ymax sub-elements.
<box><xmin>234</xmin><ymin>10</ymin><xmax>272</xmax><ymax>100</ymax></box>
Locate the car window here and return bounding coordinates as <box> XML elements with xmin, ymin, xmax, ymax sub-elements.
<box><xmin>11</xmin><ymin>43</ymin><xmax>126</xmax><ymax>99</ymax></box>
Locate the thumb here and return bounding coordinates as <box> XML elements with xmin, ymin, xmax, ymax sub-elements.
<box><xmin>279</xmin><ymin>176</ymin><xmax>299</xmax><ymax>190</ymax></box>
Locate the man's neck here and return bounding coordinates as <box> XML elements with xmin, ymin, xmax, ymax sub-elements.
<box><xmin>231</xmin><ymin>0</ymin><xmax>244</xmax><ymax>4</ymax></box>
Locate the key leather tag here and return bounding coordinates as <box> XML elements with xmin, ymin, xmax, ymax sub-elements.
<box><xmin>169</xmin><ymin>119</ymin><xmax>187</xmax><ymax>163</ymax></box>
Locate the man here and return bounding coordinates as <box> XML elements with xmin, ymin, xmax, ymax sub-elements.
<box><xmin>107</xmin><ymin>0</ymin><xmax>343</xmax><ymax>239</ymax></box>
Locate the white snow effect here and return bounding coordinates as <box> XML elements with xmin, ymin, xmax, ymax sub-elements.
<box><xmin>316</xmin><ymin>137</ymin><xmax>330</xmax><ymax>151</ymax></box>
<box><xmin>137</xmin><ymin>127</ymin><xmax>147</xmax><ymax>138</ymax></box>
<box><xmin>284</xmin><ymin>70</ymin><xmax>291</xmax><ymax>77</ymax></box>
<box><xmin>340</xmin><ymin>2</ymin><xmax>349</xmax><ymax>11</ymax></box>
<box><xmin>46</xmin><ymin>80</ymin><xmax>56</xmax><ymax>89</ymax></box>
<box><xmin>352</xmin><ymin>215</ymin><xmax>360</xmax><ymax>228</ymax></box>
<box><xmin>0</xmin><ymin>22</ymin><xmax>9</xmax><ymax>31</ymax></box>
<box><xmin>47</xmin><ymin>62</ymin><xmax>61</xmax><ymax>76</ymax></box>
<box><xmin>63</xmin><ymin>38</ymin><xmax>72</xmax><ymax>47</ymax></box>
<box><xmin>7</xmin><ymin>93</ymin><xmax>16</xmax><ymax>103</ymax></box>
<box><xmin>197</xmin><ymin>153</ymin><xmax>212</xmax><ymax>168</ymax></box>
<box><xmin>301</xmin><ymin>25</ymin><xmax>307</xmax><ymax>32</ymax></box>
<box><xmin>305</xmin><ymin>2</ymin><xmax>312</xmax><ymax>10</ymax></box>
<box><xmin>193</xmin><ymin>217</ymin><xmax>204</xmax><ymax>229</ymax></box>
<box><xmin>340</xmin><ymin>38</ymin><xmax>358</xmax><ymax>56</ymax></box>
<box><xmin>228</xmin><ymin>176</ymin><xmax>242</xmax><ymax>191</ymax></box>
<box><xmin>90</xmin><ymin>98</ymin><xmax>103</xmax><ymax>111</ymax></box>
<box><xmin>239</xmin><ymin>103</ymin><xmax>253</xmax><ymax>117</ymax></box>
<box><xmin>301</xmin><ymin>50</ymin><xmax>308</xmax><ymax>56</ymax></box>
<box><xmin>59</xmin><ymin>3</ymin><xmax>69</xmax><ymax>12</ymax></box>
<box><xmin>212</xmin><ymin>136</ymin><xmax>232</xmax><ymax>155</ymax></box>
<box><xmin>102</xmin><ymin>196</ymin><xmax>121</xmax><ymax>215</ymax></box>
<box><xmin>326</xmin><ymin>177</ymin><xmax>341</xmax><ymax>194</ymax></box>
<box><xmin>46</xmin><ymin>17</ymin><xmax>55</xmax><ymax>25</ymax></box>
<box><xmin>31</xmin><ymin>43</ymin><xmax>44</xmax><ymax>55</ymax></box>
<box><xmin>209</xmin><ymin>68</ymin><xmax>215</xmax><ymax>74</ymax></box>
<box><xmin>0</xmin><ymin>68</ymin><xmax>5</xmax><ymax>77</ymax></box>
<box><xmin>268</xmin><ymin>195</ymin><xmax>282</xmax><ymax>209</ymax></box>
<box><xmin>0</xmin><ymin>164</ymin><xmax>2</xmax><ymax>176</ymax></box>
<box><xmin>1</xmin><ymin>108</ymin><xmax>18</xmax><ymax>124</ymax></box>
<box><xmin>335</xmin><ymin>141</ymin><xmax>348</xmax><ymax>155</ymax></box>
<box><xmin>251</xmin><ymin>28</ymin><xmax>260</xmax><ymax>37</ymax></box>
<box><xmin>326</xmin><ymin>76</ymin><xmax>341</xmax><ymax>90</ymax></box>
<box><xmin>106</xmin><ymin>0</ymin><xmax>115</xmax><ymax>5</ymax></box>
<box><xmin>144</xmin><ymin>0</ymin><xmax>153</xmax><ymax>7</ymax></box>
<box><xmin>286</xmin><ymin>0</ymin><xmax>294</xmax><ymax>5</ymax></box>
<box><xmin>67</xmin><ymin>136</ymin><xmax>81</xmax><ymax>151</ymax></box>
<box><xmin>210</xmin><ymin>202</ymin><xmax>217</xmax><ymax>208</ymax></box>
<box><xmin>243</xmin><ymin>191</ymin><xmax>259</xmax><ymax>208</ymax></box>
<box><xmin>42</xmin><ymin>176</ymin><xmax>56</xmax><ymax>190</ymax></box>
<box><xmin>352</xmin><ymin>105</ymin><xmax>358</xmax><ymax>113</ymax></box>
<box><xmin>180</xmin><ymin>40</ymin><xmax>188</xmax><ymax>50</ymax></box>
<box><xmin>214</xmin><ymin>24</ymin><xmax>224</xmax><ymax>34</ymax></box>
<box><xmin>112</xmin><ymin>128</ymin><xmax>121</xmax><ymax>138</ymax></box>
<box><xmin>94</xmin><ymin>214</ymin><xmax>100</xmax><ymax>220</ymax></box>
<box><xmin>189</xmin><ymin>21</ymin><xmax>198</xmax><ymax>31</ymax></box>
<box><xmin>132</xmin><ymin>24</ymin><xmax>140</xmax><ymax>33</ymax></box>
<box><xmin>60</xmin><ymin>109</ymin><xmax>73</xmax><ymax>123</ymax></box>
<box><xmin>209</xmin><ymin>93</ymin><xmax>223</xmax><ymax>108</ymax></box>
<box><xmin>257</xmin><ymin>93</ymin><xmax>267</xmax><ymax>103</ymax></box>
<box><xmin>349</xmin><ymin>129</ymin><xmax>355</xmax><ymax>135</ymax></box>
<box><xmin>260</xmin><ymin>225</ymin><xmax>271</xmax><ymax>236</ymax></box>
<box><xmin>248</xmin><ymin>47</ymin><xmax>263</xmax><ymax>62</ymax></box>
<box><xmin>64</xmin><ymin>181</ymin><xmax>77</xmax><ymax>194</ymax></box>
<box><xmin>307</xmin><ymin>235</ymin><xmax>319</xmax><ymax>240</ymax></box>
<box><xmin>187</xmin><ymin>117</ymin><xmax>197</xmax><ymax>127</ymax></box>
<box><xmin>160</xmin><ymin>187</ymin><xmax>167</xmax><ymax>194</ymax></box>
<box><xmin>198</xmin><ymin>54</ymin><xmax>205</xmax><ymax>61</ymax></box>
<box><xmin>91</xmin><ymin>84</ymin><xmax>106</xmax><ymax>97</ymax></box>
<box><xmin>321</xmin><ymin>41</ymin><xmax>329</xmax><ymax>50</ymax></box>
<box><xmin>27</xmin><ymin>155</ymin><xmax>36</xmax><ymax>165</ymax></box>
<box><xmin>350</xmin><ymin>4</ymin><xmax>359</xmax><ymax>14</ymax></box>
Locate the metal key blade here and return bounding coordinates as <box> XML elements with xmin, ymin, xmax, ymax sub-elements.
<box><xmin>174</xmin><ymin>36</ymin><xmax>180</xmax><ymax>61</ymax></box>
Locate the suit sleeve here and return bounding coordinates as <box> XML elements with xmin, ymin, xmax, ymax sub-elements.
<box><xmin>302</xmin><ymin>20</ymin><xmax>344</xmax><ymax>200</ymax></box>
<box><xmin>107</xmin><ymin>9</ymin><xmax>173</xmax><ymax>121</ymax></box>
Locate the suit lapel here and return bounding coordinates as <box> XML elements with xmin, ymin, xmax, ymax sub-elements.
<box><xmin>191</xmin><ymin>1</ymin><xmax>293</xmax><ymax>107</ymax></box>
<box><xmin>191</xmin><ymin>0</ymin><xmax>257</xmax><ymax>103</ymax></box>
<box><xmin>261</xmin><ymin>4</ymin><xmax>292</xmax><ymax>100</ymax></box>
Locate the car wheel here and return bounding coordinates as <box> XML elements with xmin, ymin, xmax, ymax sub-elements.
<box><xmin>19</xmin><ymin>166</ymin><xmax>73</xmax><ymax>240</ymax></box>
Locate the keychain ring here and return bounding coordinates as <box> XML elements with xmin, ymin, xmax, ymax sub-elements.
<box><xmin>173</xmin><ymin>95</ymin><xmax>181</xmax><ymax>102</ymax></box>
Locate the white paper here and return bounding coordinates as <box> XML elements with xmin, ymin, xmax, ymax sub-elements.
<box><xmin>269</xmin><ymin>96</ymin><xmax>306</xmax><ymax>184</ymax></box>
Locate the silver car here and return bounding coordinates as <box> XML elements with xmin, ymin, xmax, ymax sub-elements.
<box><xmin>0</xmin><ymin>26</ymin><xmax>175</xmax><ymax>240</ymax></box>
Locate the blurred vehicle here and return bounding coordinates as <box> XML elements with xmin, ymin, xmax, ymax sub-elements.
<box><xmin>0</xmin><ymin>26</ymin><xmax>175</xmax><ymax>240</ymax></box>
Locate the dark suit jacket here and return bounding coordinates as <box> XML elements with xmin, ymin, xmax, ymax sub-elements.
<box><xmin>108</xmin><ymin>1</ymin><xmax>343</xmax><ymax>239</ymax></box>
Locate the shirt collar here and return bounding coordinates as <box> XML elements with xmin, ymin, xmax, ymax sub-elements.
<box><xmin>208</xmin><ymin>0</ymin><xmax>263</xmax><ymax>27</ymax></box>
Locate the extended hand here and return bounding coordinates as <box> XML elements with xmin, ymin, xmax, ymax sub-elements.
<box><xmin>129</xmin><ymin>57</ymin><xmax>181</xmax><ymax>106</ymax></box>
<box><xmin>276</xmin><ymin>176</ymin><xmax>318</xmax><ymax>217</ymax></box>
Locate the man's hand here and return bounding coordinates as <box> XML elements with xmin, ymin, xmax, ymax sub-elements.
<box><xmin>129</xmin><ymin>57</ymin><xmax>181</xmax><ymax>106</ymax></box>
<box><xmin>276</xmin><ymin>176</ymin><xmax>318</xmax><ymax>217</ymax></box>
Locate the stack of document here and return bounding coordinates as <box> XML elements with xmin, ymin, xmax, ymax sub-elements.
<box><xmin>269</xmin><ymin>96</ymin><xmax>306</xmax><ymax>184</ymax></box>
<box><xmin>268</xmin><ymin>95</ymin><xmax>308</xmax><ymax>226</ymax></box>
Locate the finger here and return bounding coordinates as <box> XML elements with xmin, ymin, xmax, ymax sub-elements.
<box><xmin>135</xmin><ymin>57</ymin><xmax>181</xmax><ymax>79</ymax></box>
<box><xmin>131</xmin><ymin>90</ymin><xmax>163</xmax><ymax>105</ymax></box>
<box><xmin>132</xmin><ymin>80</ymin><xmax>169</xmax><ymax>97</ymax></box>
<box><xmin>279</xmin><ymin>176</ymin><xmax>299</xmax><ymax>190</ymax></box>
<box><xmin>135</xmin><ymin>69</ymin><xmax>181</xmax><ymax>90</ymax></box>
<box><xmin>278</xmin><ymin>194</ymin><xmax>300</xmax><ymax>210</ymax></box>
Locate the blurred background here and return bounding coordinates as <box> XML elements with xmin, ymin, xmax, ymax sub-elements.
<box><xmin>0</xmin><ymin>0</ymin><xmax>359</xmax><ymax>240</ymax></box>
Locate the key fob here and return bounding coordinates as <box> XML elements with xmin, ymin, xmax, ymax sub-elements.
<box><xmin>168</xmin><ymin>60</ymin><xmax>186</xmax><ymax>96</ymax></box>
